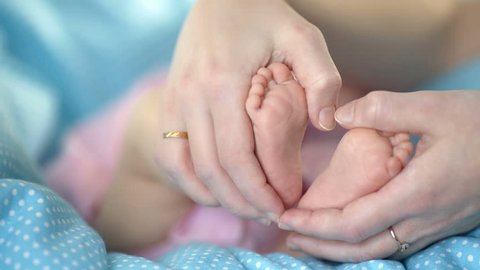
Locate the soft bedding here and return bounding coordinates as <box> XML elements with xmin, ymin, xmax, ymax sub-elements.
<box><xmin>1</xmin><ymin>177</ymin><xmax>480</xmax><ymax>270</ymax></box>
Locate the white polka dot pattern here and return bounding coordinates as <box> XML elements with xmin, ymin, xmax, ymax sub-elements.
<box><xmin>0</xmin><ymin>179</ymin><xmax>107</xmax><ymax>269</ymax></box>
<box><xmin>0</xmin><ymin>180</ymin><xmax>480</xmax><ymax>270</ymax></box>
<box><xmin>0</xmin><ymin>179</ymin><xmax>168</xmax><ymax>270</ymax></box>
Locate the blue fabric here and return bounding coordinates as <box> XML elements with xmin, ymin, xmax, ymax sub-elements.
<box><xmin>0</xmin><ymin>104</ymin><xmax>42</xmax><ymax>184</ymax></box>
<box><xmin>417</xmin><ymin>58</ymin><xmax>480</xmax><ymax>90</ymax></box>
<box><xmin>0</xmin><ymin>63</ymin><xmax>57</xmax><ymax>162</ymax></box>
<box><xmin>1</xmin><ymin>178</ymin><xmax>479</xmax><ymax>270</ymax></box>
<box><xmin>0</xmin><ymin>0</ymin><xmax>193</xmax><ymax>161</ymax></box>
<box><xmin>163</xmin><ymin>239</ymin><xmax>480</xmax><ymax>270</ymax></box>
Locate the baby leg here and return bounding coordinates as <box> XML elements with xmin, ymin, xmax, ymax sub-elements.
<box><xmin>299</xmin><ymin>129</ymin><xmax>413</xmax><ymax>209</ymax></box>
<box><xmin>246</xmin><ymin>63</ymin><xmax>308</xmax><ymax>208</ymax></box>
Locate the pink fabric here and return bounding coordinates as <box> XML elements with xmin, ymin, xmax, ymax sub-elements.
<box><xmin>136</xmin><ymin>207</ymin><xmax>283</xmax><ymax>259</ymax></box>
<box><xmin>44</xmin><ymin>72</ymin><xmax>281</xmax><ymax>260</ymax></box>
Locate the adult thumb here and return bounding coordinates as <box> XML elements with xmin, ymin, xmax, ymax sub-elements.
<box><xmin>334</xmin><ymin>90</ymin><xmax>441</xmax><ymax>134</ymax></box>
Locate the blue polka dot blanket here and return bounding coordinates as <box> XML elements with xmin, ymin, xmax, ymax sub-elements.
<box><xmin>1</xmin><ymin>178</ymin><xmax>479</xmax><ymax>270</ymax></box>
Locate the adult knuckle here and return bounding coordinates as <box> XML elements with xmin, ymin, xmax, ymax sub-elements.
<box><xmin>202</xmin><ymin>77</ymin><xmax>230</xmax><ymax>102</ymax></box>
<box><xmin>219</xmin><ymin>149</ymin><xmax>251</xmax><ymax>171</ymax></box>
<box><xmin>177</xmin><ymin>65</ymin><xmax>195</xmax><ymax>83</ymax></box>
<box><xmin>327</xmin><ymin>73</ymin><xmax>342</xmax><ymax>91</ymax></box>
<box><xmin>194</xmin><ymin>163</ymin><xmax>222</xmax><ymax>185</ymax></box>
<box><xmin>190</xmin><ymin>194</ymin><xmax>216</xmax><ymax>207</ymax></box>
<box><xmin>171</xmin><ymin>76</ymin><xmax>201</xmax><ymax>104</ymax></box>
<box><xmin>177</xmin><ymin>63</ymin><xmax>203</xmax><ymax>82</ymax></box>
<box><xmin>401</xmin><ymin>175</ymin><xmax>436</xmax><ymax>214</ymax></box>
<box><xmin>210</xmin><ymin>192</ymin><xmax>257</xmax><ymax>219</ymax></box>
<box><xmin>343</xmin><ymin>225</ymin><xmax>365</xmax><ymax>243</ymax></box>
<box><xmin>228</xmin><ymin>206</ymin><xmax>255</xmax><ymax>219</ymax></box>
<box><xmin>157</xmin><ymin>152</ymin><xmax>188</xmax><ymax>180</ymax></box>
<box><xmin>363</xmin><ymin>91</ymin><xmax>388</xmax><ymax>125</ymax></box>
<box><xmin>175</xmin><ymin>59</ymin><xmax>229</xmax><ymax>100</ymax></box>
<box><xmin>290</xmin><ymin>22</ymin><xmax>321</xmax><ymax>43</ymax></box>
<box><xmin>311</xmin><ymin>73</ymin><xmax>342</xmax><ymax>94</ymax></box>
<box><xmin>201</xmin><ymin>58</ymin><xmax>223</xmax><ymax>79</ymax></box>
<box><xmin>199</xmin><ymin>57</ymin><xmax>231</xmax><ymax>84</ymax></box>
<box><xmin>408</xmin><ymin>188</ymin><xmax>435</xmax><ymax>214</ymax></box>
<box><xmin>350</xmin><ymin>249</ymin><xmax>377</xmax><ymax>262</ymax></box>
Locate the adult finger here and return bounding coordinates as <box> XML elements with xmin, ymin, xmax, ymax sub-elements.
<box><xmin>285</xmin><ymin>223</ymin><xmax>427</xmax><ymax>262</ymax></box>
<box><xmin>211</xmin><ymin>81</ymin><xmax>285</xmax><ymax>219</ymax></box>
<box><xmin>156</xmin><ymin>92</ymin><xmax>218</xmax><ymax>206</ymax></box>
<box><xmin>184</xmin><ymin>91</ymin><xmax>265</xmax><ymax>218</ymax></box>
<box><xmin>334</xmin><ymin>90</ymin><xmax>446</xmax><ymax>134</ymax></box>
<box><xmin>280</xmin><ymin>178</ymin><xmax>432</xmax><ymax>262</ymax></box>
<box><xmin>278</xmin><ymin>165</ymin><xmax>421</xmax><ymax>243</ymax></box>
<box><xmin>285</xmin><ymin>210</ymin><xmax>480</xmax><ymax>262</ymax></box>
<box><xmin>286</xmin><ymin>230</ymin><xmax>398</xmax><ymax>262</ymax></box>
<box><xmin>278</xmin><ymin>150</ymin><xmax>452</xmax><ymax>244</ymax></box>
<box><xmin>278</xmin><ymin>22</ymin><xmax>342</xmax><ymax>131</ymax></box>
<box><xmin>156</xmin><ymin>140</ymin><xmax>218</xmax><ymax>207</ymax></box>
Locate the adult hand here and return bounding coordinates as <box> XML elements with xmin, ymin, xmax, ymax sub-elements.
<box><xmin>156</xmin><ymin>0</ymin><xmax>341</xmax><ymax>220</ymax></box>
<box><xmin>278</xmin><ymin>90</ymin><xmax>480</xmax><ymax>262</ymax></box>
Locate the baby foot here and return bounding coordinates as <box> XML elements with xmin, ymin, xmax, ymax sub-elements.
<box><xmin>246</xmin><ymin>63</ymin><xmax>308</xmax><ymax>208</ymax></box>
<box><xmin>299</xmin><ymin>128</ymin><xmax>413</xmax><ymax>209</ymax></box>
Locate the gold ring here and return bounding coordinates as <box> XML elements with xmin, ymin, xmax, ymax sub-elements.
<box><xmin>389</xmin><ymin>227</ymin><xmax>410</xmax><ymax>253</ymax></box>
<box><xmin>163</xmin><ymin>131</ymin><xmax>188</xmax><ymax>139</ymax></box>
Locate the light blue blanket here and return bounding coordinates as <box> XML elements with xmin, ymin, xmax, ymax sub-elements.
<box><xmin>1</xmin><ymin>178</ymin><xmax>479</xmax><ymax>270</ymax></box>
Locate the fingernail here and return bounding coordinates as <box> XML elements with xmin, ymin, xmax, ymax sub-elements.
<box><xmin>287</xmin><ymin>241</ymin><xmax>300</xmax><ymax>251</ymax></box>
<box><xmin>258</xmin><ymin>218</ymin><xmax>272</xmax><ymax>226</ymax></box>
<box><xmin>278</xmin><ymin>222</ymin><xmax>292</xmax><ymax>231</ymax></box>
<box><xmin>266</xmin><ymin>212</ymin><xmax>279</xmax><ymax>223</ymax></box>
<box><xmin>335</xmin><ymin>104</ymin><xmax>354</xmax><ymax>124</ymax></box>
<box><xmin>319</xmin><ymin>106</ymin><xmax>336</xmax><ymax>130</ymax></box>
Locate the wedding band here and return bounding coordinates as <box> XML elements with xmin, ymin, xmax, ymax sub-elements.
<box><xmin>389</xmin><ymin>227</ymin><xmax>410</xmax><ymax>253</ymax></box>
<box><xmin>163</xmin><ymin>131</ymin><xmax>188</xmax><ymax>139</ymax></box>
